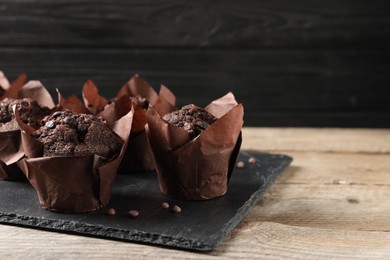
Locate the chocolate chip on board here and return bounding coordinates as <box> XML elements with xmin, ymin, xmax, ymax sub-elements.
<box><xmin>128</xmin><ymin>210</ymin><xmax>139</xmax><ymax>218</ymax></box>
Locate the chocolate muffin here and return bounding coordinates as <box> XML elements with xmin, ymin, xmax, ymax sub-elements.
<box><xmin>0</xmin><ymin>98</ymin><xmax>51</xmax><ymax>129</ymax></box>
<box><xmin>162</xmin><ymin>104</ymin><xmax>217</xmax><ymax>139</ymax></box>
<box><xmin>33</xmin><ymin>110</ymin><xmax>123</xmax><ymax>158</ymax></box>
<box><xmin>146</xmin><ymin>92</ymin><xmax>243</xmax><ymax>200</ymax></box>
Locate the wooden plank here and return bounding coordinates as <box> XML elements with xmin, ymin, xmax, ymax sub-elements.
<box><xmin>244</xmin><ymin>151</ymin><xmax>390</xmax><ymax>231</ymax></box>
<box><xmin>275</xmin><ymin>152</ymin><xmax>390</xmax><ymax>185</ymax></box>
<box><xmin>242</xmin><ymin>129</ymin><xmax>390</xmax><ymax>232</ymax></box>
<box><xmin>242</xmin><ymin>128</ymin><xmax>390</xmax><ymax>153</ymax></box>
<box><xmin>219</xmin><ymin>222</ymin><xmax>390</xmax><ymax>258</ymax></box>
<box><xmin>0</xmin><ymin>128</ymin><xmax>389</xmax><ymax>258</ymax></box>
<box><xmin>1</xmin><ymin>48</ymin><xmax>390</xmax><ymax>127</ymax></box>
<box><xmin>0</xmin><ymin>0</ymin><xmax>389</xmax><ymax>48</ymax></box>
<box><xmin>0</xmin><ymin>220</ymin><xmax>388</xmax><ymax>259</ymax></box>
<box><xmin>252</xmin><ymin>184</ymin><xmax>390</xmax><ymax>231</ymax></box>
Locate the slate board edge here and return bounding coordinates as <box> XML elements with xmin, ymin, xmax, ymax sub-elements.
<box><xmin>0</xmin><ymin>212</ymin><xmax>207</xmax><ymax>251</ymax></box>
<box><xmin>0</xmin><ymin>151</ymin><xmax>293</xmax><ymax>252</ymax></box>
<box><xmin>209</xmin><ymin>152</ymin><xmax>293</xmax><ymax>251</ymax></box>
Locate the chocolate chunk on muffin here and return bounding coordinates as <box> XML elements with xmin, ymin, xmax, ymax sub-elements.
<box><xmin>130</xmin><ymin>95</ymin><xmax>149</xmax><ymax>109</ymax></box>
<box><xmin>0</xmin><ymin>98</ymin><xmax>51</xmax><ymax>129</ymax></box>
<box><xmin>162</xmin><ymin>104</ymin><xmax>217</xmax><ymax>139</ymax></box>
<box><xmin>33</xmin><ymin>110</ymin><xmax>123</xmax><ymax>158</ymax></box>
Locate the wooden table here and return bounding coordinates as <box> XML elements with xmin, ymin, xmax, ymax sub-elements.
<box><xmin>1</xmin><ymin>128</ymin><xmax>389</xmax><ymax>259</ymax></box>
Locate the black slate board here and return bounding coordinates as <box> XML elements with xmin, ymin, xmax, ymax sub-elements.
<box><xmin>0</xmin><ymin>151</ymin><xmax>292</xmax><ymax>251</ymax></box>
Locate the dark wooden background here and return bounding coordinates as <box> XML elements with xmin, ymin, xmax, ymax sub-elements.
<box><xmin>1</xmin><ymin>0</ymin><xmax>389</xmax><ymax>127</ymax></box>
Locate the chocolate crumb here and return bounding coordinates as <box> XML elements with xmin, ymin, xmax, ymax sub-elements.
<box><xmin>35</xmin><ymin>110</ymin><xmax>123</xmax><ymax>157</ymax></box>
<box><xmin>0</xmin><ymin>98</ymin><xmax>51</xmax><ymax>128</ymax></box>
<box><xmin>248</xmin><ymin>157</ymin><xmax>257</xmax><ymax>164</ymax></box>
<box><xmin>64</xmin><ymin>116</ymin><xmax>76</xmax><ymax>126</ymax></box>
<box><xmin>162</xmin><ymin>104</ymin><xmax>217</xmax><ymax>139</ymax></box>
<box><xmin>171</xmin><ymin>205</ymin><xmax>181</xmax><ymax>213</ymax></box>
<box><xmin>236</xmin><ymin>161</ymin><xmax>245</xmax><ymax>168</ymax></box>
<box><xmin>106</xmin><ymin>208</ymin><xmax>116</xmax><ymax>216</ymax></box>
<box><xmin>162</xmin><ymin>202</ymin><xmax>169</xmax><ymax>209</ymax></box>
<box><xmin>128</xmin><ymin>210</ymin><xmax>139</xmax><ymax>218</ymax></box>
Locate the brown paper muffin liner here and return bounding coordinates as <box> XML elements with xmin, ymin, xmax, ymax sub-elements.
<box><xmin>57</xmin><ymin>89</ymin><xmax>90</xmax><ymax>114</ymax></box>
<box><xmin>0</xmin><ymin>72</ymin><xmax>27</xmax><ymax>101</ymax></box>
<box><xmin>0</xmin><ymin>70</ymin><xmax>10</xmax><ymax>97</ymax></box>
<box><xmin>82</xmin><ymin>80</ymin><xmax>109</xmax><ymax>115</ymax></box>
<box><xmin>16</xmin><ymin>100</ymin><xmax>134</xmax><ymax>213</ymax></box>
<box><xmin>0</xmin><ymin>161</ymin><xmax>26</xmax><ymax>181</ymax></box>
<box><xmin>59</xmin><ymin>82</ymin><xmax>152</xmax><ymax>172</ymax></box>
<box><xmin>117</xmin><ymin>75</ymin><xmax>176</xmax><ymax>173</ymax></box>
<box><xmin>0</xmin><ymin>78</ymin><xmax>55</xmax><ymax>181</ymax></box>
<box><xmin>56</xmin><ymin>76</ymin><xmax>168</xmax><ymax>173</ymax></box>
<box><xmin>0</xmin><ymin>129</ymin><xmax>26</xmax><ymax>181</ymax></box>
<box><xmin>146</xmin><ymin>92</ymin><xmax>244</xmax><ymax>200</ymax></box>
<box><xmin>46</xmin><ymin>75</ymin><xmax>175</xmax><ymax>175</ymax></box>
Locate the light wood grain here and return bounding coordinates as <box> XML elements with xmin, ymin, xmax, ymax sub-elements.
<box><xmin>252</xmin><ymin>184</ymin><xmax>390</xmax><ymax>231</ymax></box>
<box><xmin>1</xmin><ymin>127</ymin><xmax>389</xmax><ymax>259</ymax></box>
<box><xmin>271</xmin><ymin>152</ymin><xmax>390</xmax><ymax>186</ymax></box>
<box><xmin>0</xmin><ymin>222</ymin><xmax>388</xmax><ymax>259</ymax></box>
<box><xmin>242</xmin><ymin>127</ymin><xmax>390</xmax><ymax>153</ymax></box>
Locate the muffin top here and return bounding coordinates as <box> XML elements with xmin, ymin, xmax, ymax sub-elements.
<box><xmin>0</xmin><ymin>98</ymin><xmax>51</xmax><ymax>129</ymax></box>
<box><xmin>32</xmin><ymin>110</ymin><xmax>123</xmax><ymax>158</ymax></box>
<box><xmin>162</xmin><ymin>104</ymin><xmax>217</xmax><ymax>139</ymax></box>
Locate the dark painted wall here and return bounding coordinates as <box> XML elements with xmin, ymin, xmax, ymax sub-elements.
<box><xmin>1</xmin><ymin>0</ymin><xmax>389</xmax><ymax>127</ymax></box>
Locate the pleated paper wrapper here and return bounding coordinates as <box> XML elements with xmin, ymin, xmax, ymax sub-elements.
<box><xmin>16</xmin><ymin>98</ymin><xmax>134</xmax><ymax>213</ymax></box>
<box><xmin>146</xmin><ymin>92</ymin><xmax>243</xmax><ymax>200</ymax></box>
<box><xmin>0</xmin><ymin>74</ymin><xmax>55</xmax><ymax>181</ymax></box>
<box><xmin>81</xmin><ymin>75</ymin><xmax>176</xmax><ymax>173</ymax></box>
